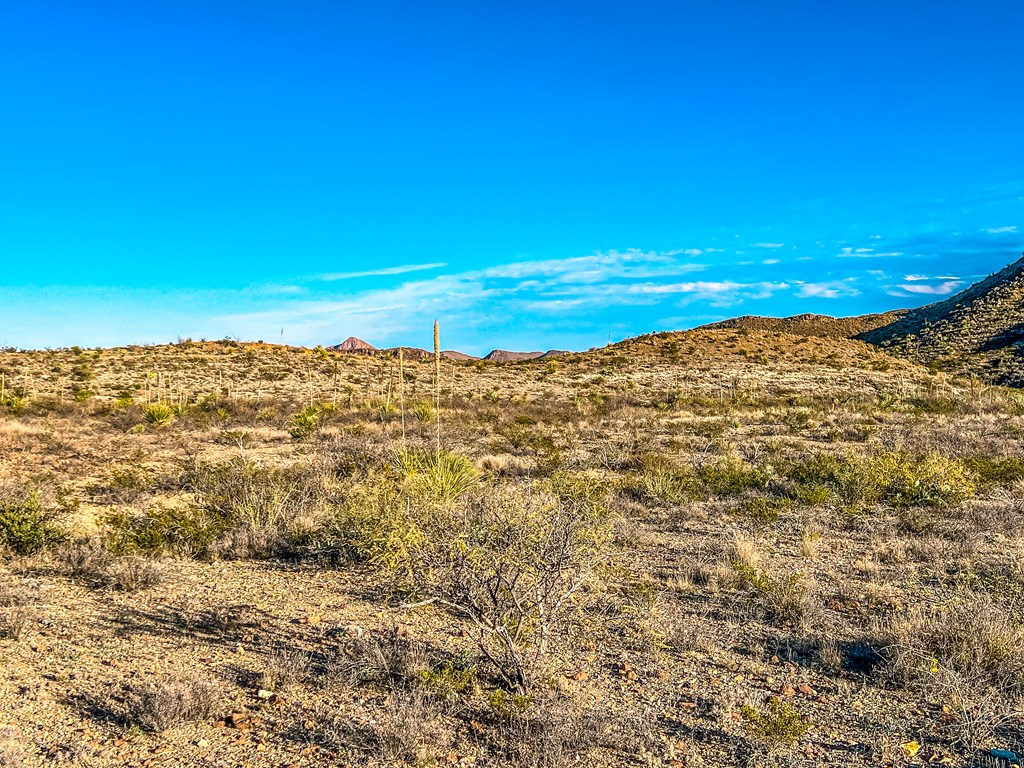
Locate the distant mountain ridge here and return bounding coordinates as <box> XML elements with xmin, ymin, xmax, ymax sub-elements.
<box><xmin>329</xmin><ymin>336</ymin><xmax>567</xmax><ymax>363</ymax></box>
<box><xmin>325</xmin><ymin>250</ymin><xmax>1024</xmax><ymax>384</ymax></box>
<box><xmin>698</xmin><ymin>311</ymin><xmax>906</xmax><ymax>339</ymax></box>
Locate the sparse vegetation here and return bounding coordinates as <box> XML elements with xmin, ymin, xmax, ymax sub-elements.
<box><xmin>2</xmin><ymin>326</ymin><xmax>1024</xmax><ymax>765</ymax></box>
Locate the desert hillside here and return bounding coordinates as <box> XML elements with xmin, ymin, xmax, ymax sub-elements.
<box><xmin>859</xmin><ymin>254</ymin><xmax>1024</xmax><ymax>385</ymax></box>
<box><xmin>2</xmin><ymin>332</ymin><xmax>1024</xmax><ymax>767</ymax></box>
<box><xmin>698</xmin><ymin>311</ymin><xmax>907</xmax><ymax>339</ymax></box>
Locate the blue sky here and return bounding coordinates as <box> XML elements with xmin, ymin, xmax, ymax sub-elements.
<box><xmin>1</xmin><ymin>1</ymin><xmax>1021</xmax><ymax>353</ymax></box>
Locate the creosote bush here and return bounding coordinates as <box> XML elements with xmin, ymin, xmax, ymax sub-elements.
<box><xmin>785</xmin><ymin>450</ymin><xmax>975</xmax><ymax>510</ymax></box>
<box><xmin>187</xmin><ymin>457</ymin><xmax>329</xmax><ymax>558</ymax></box>
<box><xmin>334</xmin><ymin>467</ymin><xmax>612</xmax><ymax>692</ymax></box>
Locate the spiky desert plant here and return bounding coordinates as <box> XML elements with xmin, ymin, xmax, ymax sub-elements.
<box><xmin>142</xmin><ymin>402</ymin><xmax>175</xmax><ymax>428</ymax></box>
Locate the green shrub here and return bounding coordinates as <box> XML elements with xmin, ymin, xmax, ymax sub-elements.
<box><xmin>1</xmin><ymin>389</ymin><xmax>27</xmax><ymax>415</ymax></box>
<box><xmin>965</xmin><ymin>456</ymin><xmax>1024</xmax><ymax>488</ymax></box>
<box><xmin>620</xmin><ymin>457</ymin><xmax>696</xmax><ymax>505</ymax></box>
<box><xmin>104</xmin><ymin>507</ymin><xmax>227</xmax><ymax>557</ymax></box>
<box><xmin>420</xmin><ymin>660</ymin><xmax>475</xmax><ymax>703</ymax></box>
<box><xmin>733</xmin><ymin>496</ymin><xmax>792</xmax><ymax>523</ymax></box>
<box><xmin>740</xmin><ymin>698</ymin><xmax>811</xmax><ymax>747</ymax></box>
<box><xmin>699</xmin><ymin>456</ymin><xmax>771</xmax><ymax>496</ymax></box>
<box><xmin>487</xmin><ymin>689</ymin><xmax>533</xmax><ymax>721</ymax></box>
<box><xmin>785</xmin><ymin>451</ymin><xmax>974</xmax><ymax>510</ymax></box>
<box><xmin>0</xmin><ymin>488</ymin><xmax>66</xmax><ymax>555</ymax></box>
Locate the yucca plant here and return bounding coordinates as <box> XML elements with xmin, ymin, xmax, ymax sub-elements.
<box><xmin>142</xmin><ymin>402</ymin><xmax>175</xmax><ymax>428</ymax></box>
<box><xmin>411</xmin><ymin>400</ymin><xmax>436</xmax><ymax>423</ymax></box>
<box><xmin>398</xmin><ymin>449</ymin><xmax>478</xmax><ymax>503</ymax></box>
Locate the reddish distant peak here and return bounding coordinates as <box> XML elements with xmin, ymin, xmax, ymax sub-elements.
<box><xmin>331</xmin><ymin>336</ymin><xmax>377</xmax><ymax>352</ymax></box>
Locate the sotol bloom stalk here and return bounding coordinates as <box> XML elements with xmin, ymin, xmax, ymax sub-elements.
<box><xmin>434</xmin><ymin>320</ymin><xmax>441</xmax><ymax>457</ymax></box>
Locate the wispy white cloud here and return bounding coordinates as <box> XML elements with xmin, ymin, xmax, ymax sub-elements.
<box><xmin>794</xmin><ymin>280</ymin><xmax>861</xmax><ymax>299</ymax></box>
<box><xmin>837</xmin><ymin>247</ymin><xmax>904</xmax><ymax>259</ymax></box>
<box><xmin>213</xmin><ymin>248</ymin><xmax>789</xmax><ymax>349</ymax></box>
<box><xmin>753</xmin><ymin>242</ymin><xmax>784</xmax><ymax>249</ymax></box>
<box><xmin>984</xmin><ymin>225</ymin><xmax>1018</xmax><ymax>234</ymax></box>
<box><xmin>898</xmin><ymin>280</ymin><xmax>963</xmax><ymax>295</ymax></box>
<box><xmin>319</xmin><ymin>262</ymin><xmax>448</xmax><ymax>281</ymax></box>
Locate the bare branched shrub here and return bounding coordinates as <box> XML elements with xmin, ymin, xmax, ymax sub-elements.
<box><xmin>0</xmin><ymin>603</ymin><xmax>30</xmax><ymax>641</ymax></box>
<box><xmin>415</xmin><ymin>483</ymin><xmax>611</xmax><ymax>691</ymax></box>
<box><xmin>337</xmin><ymin>469</ymin><xmax>612</xmax><ymax>692</ymax></box>
<box><xmin>0</xmin><ymin>582</ymin><xmax>31</xmax><ymax>641</ymax></box>
<box><xmin>60</xmin><ymin>538</ymin><xmax>112</xmax><ymax>584</ymax></box>
<box><xmin>108</xmin><ymin>556</ymin><xmax>165</xmax><ymax>591</ymax></box>
<box><xmin>187</xmin><ymin>457</ymin><xmax>329</xmax><ymax>558</ymax></box>
<box><xmin>126</xmin><ymin>678</ymin><xmax>219</xmax><ymax>732</ymax></box>
<box><xmin>878</xmin><ymin>593</ymin><xmax>1024</xmax><ymax>749</ymax></box>
<box><xmin>485</xmin><ymin>690</ymin><xmax>606</xmax><ymax>768</ymax></box>
<box><xmin>262</xmin><ymin>646</ymin><xmax>313</xmax><ymax>691</ymax></box>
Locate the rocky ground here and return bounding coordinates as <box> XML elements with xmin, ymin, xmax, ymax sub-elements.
<box><xmin>2</xmin><ymin>333</ymin><xmax>1024</xmax><ymax>767</ymax></box>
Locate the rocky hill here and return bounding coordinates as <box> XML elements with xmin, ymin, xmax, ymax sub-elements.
<box><xmin>484</xmin><ymin>350</ymin><xmax>544</xmax><ymax>362</ymax></box>
<box><xmin>858</xmin><ymin>252</ymin><xmax>1024</xmax><ymax>384</ymax></box>
<box><xmin>329</xmin><ymin>336</ymin><xmax>376</xmax><ymax>354</ymax></box>
<box><xmin>698</xmin><ymin>311</ymin><xmax>906</xmax><ymax>339</ymax></box>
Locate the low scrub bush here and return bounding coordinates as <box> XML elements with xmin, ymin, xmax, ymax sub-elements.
<box><xmin>698</xmin><ymin>456</ymin><xmax>771</xmax><ymax>496</ymax></box>
<box><xmin>731</xmin><ymin>559</ymin><xmax>816</xmax><ymax>628</ymax></box>
<box><xmin>335</xmin><ymin>472</ymin><xmax>612</xmax><ymax>692</ymax></box>
<box><xmin>620</xmin><ymin>456</ymin><xmax>696</xmax><ymax>505</ymax></box>
<box><xmin>0</xmin><ymin>486</ymin><xmax>66</xmax><ymax>555</ymax></box>
<box><xmin>965</xmin><ymin>456</ymin><xmax>1024</xmax><ymax>488</ymax></box>
<box><xmin>732</xmin><ymin>496</ymin><xmax>792</xmax><ymax>523</ymax></box>
<box><xmin>187</xmin><ymin>457</ymin><xmax>329</xmax><ymax>558</ymax></box>
<box><xmin>104</xmin><ymin>506</ymin><xmax>226</xmax><ymax>558</ymax></box>
<box><xmin>785</xmin><ymin>451</ymin><xmax>974</xmax><ymax>510</ymax></box>
<box><xmin>740</xmin><ymin>698</ymin><xmax>811</xmax><ymax>748</ymax></box>
<box><xmin>0</xmin><ymin>587</ymin><xmax>31</xmax><ymax>640</ymax></box>
<box><xmin>880</xmin><ymin>594</ymin><xmax>1024</xmax><ymax>697</ymax></box>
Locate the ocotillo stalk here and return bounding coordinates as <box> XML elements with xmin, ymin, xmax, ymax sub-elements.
<box><xmin>434</xmin><ymin>320</ymin><xmax>441</xmax><ymax>458</ymax></box>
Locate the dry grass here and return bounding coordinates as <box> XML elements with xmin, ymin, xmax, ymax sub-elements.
<box><xmin>2</xmin><ymin>334</ymin><xmax>1024</xmax><ymax>766</ymax></box>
